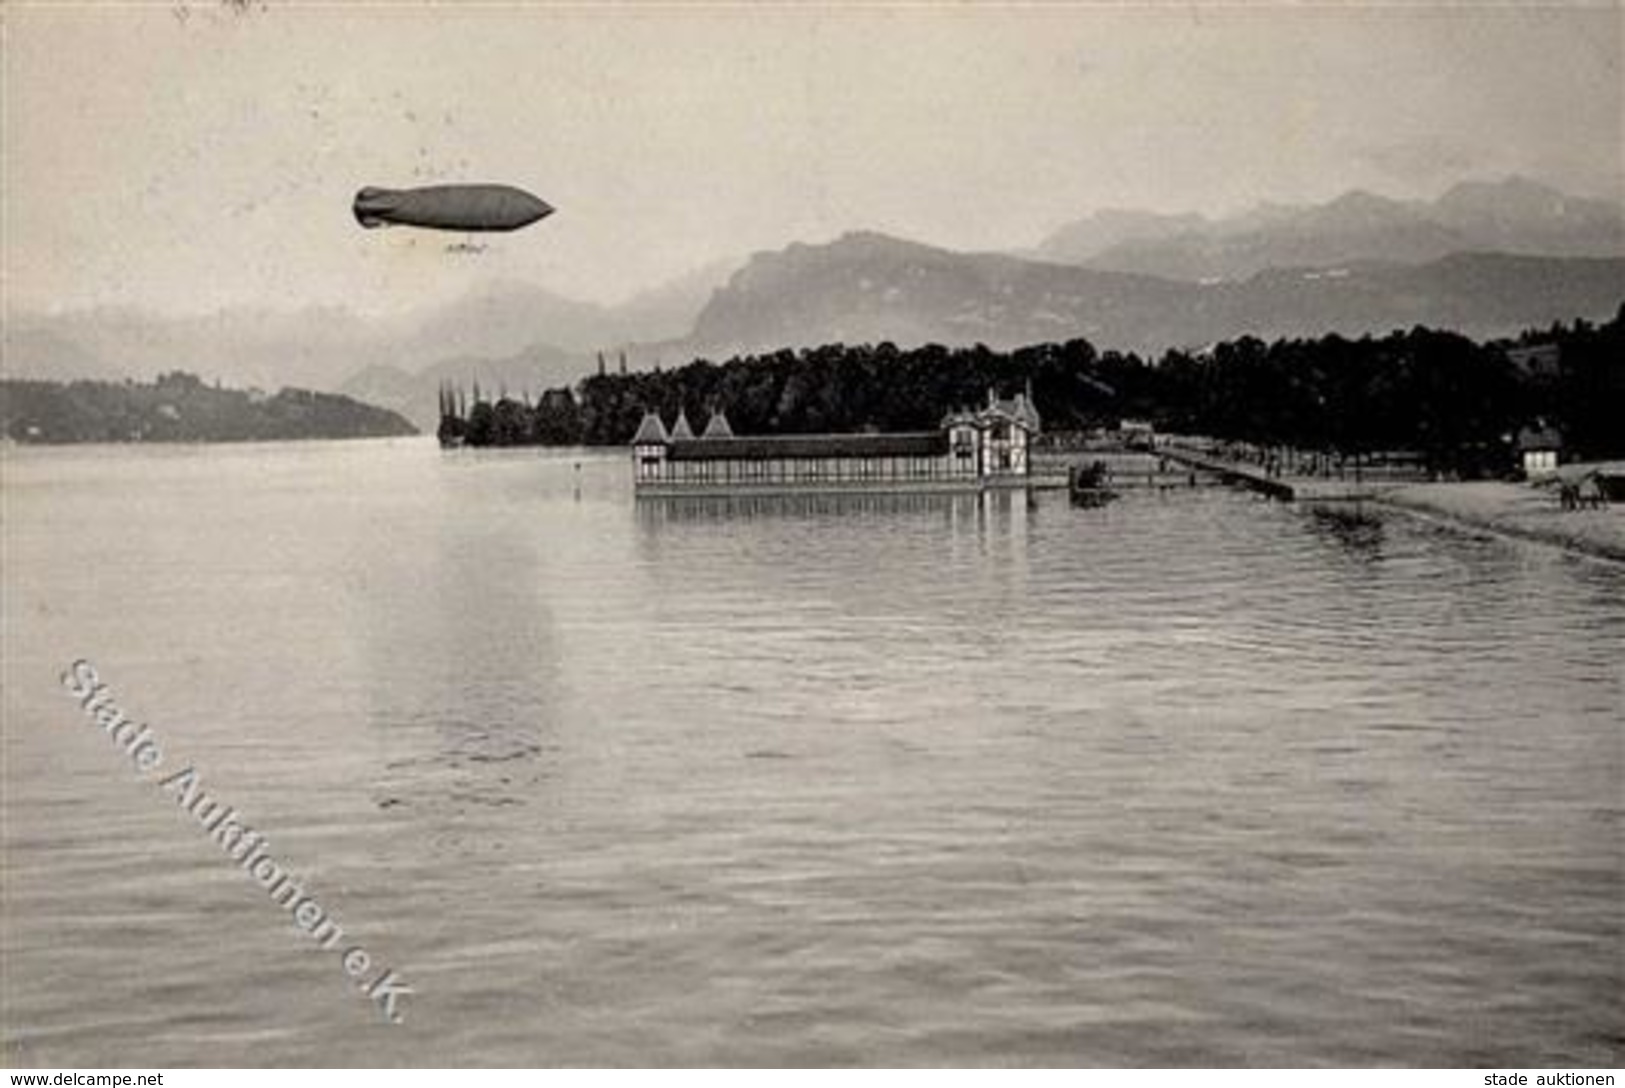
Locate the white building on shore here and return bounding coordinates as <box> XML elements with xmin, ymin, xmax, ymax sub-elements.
<box><xmin>632</xmin><ymin>387</ymin><xmax>1040</xmax><ymax>494</ymax></box>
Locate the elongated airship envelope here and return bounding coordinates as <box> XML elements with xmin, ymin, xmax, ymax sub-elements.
<box><xmin>353</xmin><ymin>184</ymin><xmax>554</xmax><ymax>233</ymax></box>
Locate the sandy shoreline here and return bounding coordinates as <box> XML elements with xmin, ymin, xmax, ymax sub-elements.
<box><xmin>1375</xmin><ymin>481</ymin><xmax>1625</xmax><ymax>563</ymax></box>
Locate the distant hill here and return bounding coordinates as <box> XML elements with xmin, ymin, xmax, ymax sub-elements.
<box><xmin>1035</xmin><ymin>177</ymin><xmax>1625</xmax><ymax>281</ymax></box>
<box><xmin>0</xmin><ymin>264</ymin><xmax>733</xmax><ymax>403</ymax></box>
<box><xmin>340</xmin><ymin>342</ymin><xmax>595</xmax><ymax>430</ymax></box>
<box><xmin>0</xmin><ymin>372</ymin><xmax>416</xmax><ymax>443</ymax></box>
<box><xmin>678</xmin><ymin>231</ymin><xmax>1625</xmax><ymax>358</ymax></box>
<box><xmin>1023</xmin><ymin>208</ymin><xmax>1208</xmax><ymax>267</ymax></box>
<box><xmin>686</xmin><ymin>232</ymin><xmax>1184</xmax><ymax>354</ymax></box>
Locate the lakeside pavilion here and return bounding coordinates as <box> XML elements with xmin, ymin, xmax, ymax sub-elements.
<box><xmin>631</xmin><ymin>387</ymin><xmax>1041</xmax><ymax>494</ymax></box>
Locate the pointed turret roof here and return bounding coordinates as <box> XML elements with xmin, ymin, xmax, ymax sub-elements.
<box><xmin>1021</xmin><ymin>380</ymin><xmax>1042</xmax><ymax>430</ymax></box>
<box><xmin>670</xmin><ymin>410</ymin><xmax>696</xmax><ymax>441</ymax></box>
<box><xmin>1013</xmin><ymin>391</ymin><xmax>1041</xmax><ymax>431</ymax></box>
<box><xmin>979</xmin><ymin>385</ymin><xmax>1042</xmax><ymax>432</ymax></box>
<box><xmin>631</xmin><ymin>411</ymin><xmax>669</xmax><ymax>444</ymax></box>
<box><xmin>701</xmin><ymin>410</ymin><xmax>734</xmax><ymax>439</ymax></box>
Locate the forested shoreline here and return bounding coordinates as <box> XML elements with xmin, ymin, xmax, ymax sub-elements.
<box><xmin>445</xmin><ymin>307</ymin><xmax>1618</xmax><ymax>473</ymax></box>
<box><xmin>1</xmin><ymin>372</ymin><xmax>418</xmax><ymax>444</ymax></box>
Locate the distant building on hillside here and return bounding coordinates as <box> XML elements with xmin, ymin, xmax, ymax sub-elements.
<box><xmin>632</xmin><ymin>387</ymin><xmax>1040</xmax><ymax>494</ymax></box>
<box><xmin>1516</xmin><ymin>421</ymin><xmax>1564</xmax><ymax>477</ymax></box>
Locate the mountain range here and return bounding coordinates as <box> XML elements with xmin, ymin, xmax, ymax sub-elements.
<box><xmin>4</xmin><ymin>177</ymin><xmax>1621</xmax><ymax>430</ymax></box>
<box><xmin>1031</xmin><ymin>176</ymin><xmax>1624</xmax><ymax>280</ymax></box>
<box><xmin>679</xmin><ymin>232</ymin><xmax>1624</xmax><ymax>360</ymax></box>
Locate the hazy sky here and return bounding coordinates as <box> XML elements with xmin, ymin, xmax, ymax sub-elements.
<box><xmin>6</xmin><ymin>2</ymin><xmax>1621</xmax><ymax>317</ymax></box>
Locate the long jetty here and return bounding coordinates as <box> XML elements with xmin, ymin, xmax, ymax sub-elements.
<box><xmin>1157</xmin><ymin>443</ymin><xmax>1419</xmax><ymax>502</ymax></box>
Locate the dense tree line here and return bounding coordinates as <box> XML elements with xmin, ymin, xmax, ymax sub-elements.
<box><xmin>441</xmin><ymin>306</ymin><xmax>1625</xmax><ymax>474</ymax></box>
<box><xmin>2</xmin><ymin>371</ymin><xmax>418</xmax><ymax>443</ymax></box>
<box><xmin>1510</xmin><ymin>312</ymin><xmax>1625</xmax><ymax>463</ymax></box>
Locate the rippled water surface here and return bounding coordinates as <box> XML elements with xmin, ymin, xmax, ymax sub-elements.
<box><xmin>3</xmin><ymin>439</ymin><xmax>1621</xmax><ymax>1066</ymax></box>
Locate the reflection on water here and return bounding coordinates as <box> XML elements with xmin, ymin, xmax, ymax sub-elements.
<box><xmin>2</xmin><ymin>441</ymin><xmax>1621</xmax><ymax>1067</ymax></box>
<box><xmin>1304</xmin><ymin>502</ymin><xmax>1386</xmax><ymax>556</ymax></box>
<box><xmin>634</xmin><ymin>488</ymin><xmax>1035</xmax><ymax>535</ymax></box>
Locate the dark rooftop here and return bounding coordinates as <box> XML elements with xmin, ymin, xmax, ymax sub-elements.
<box><xmin>666</xmin><ymin>432</ymin><xmax>949</xmax><ymax>461</ymax></box>
<box><xmin>1516</xmin><ymin>424</ymin><xmax>1563</xmax><ymax>451</ymax></box>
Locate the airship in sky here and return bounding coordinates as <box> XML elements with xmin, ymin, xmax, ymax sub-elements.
<box><xmin>352</xmin><ymin>184</ymin><xmax>554</xmax><ymax>233</ymax></box>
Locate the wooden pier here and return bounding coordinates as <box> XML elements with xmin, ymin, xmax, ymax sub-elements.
<box><xmin>1157</xmin><ymin>446</ymin><xmax>1409</xmax><ymax>502</ymax></box>
<box><xmin>1031</xmin><ymin>450</ymin><xmax>1212</xmax><ymax>492</ymax></box>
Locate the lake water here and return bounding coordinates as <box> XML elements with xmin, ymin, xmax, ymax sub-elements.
<box><xmin>2</xmin><ymin>438</ymin><xmax>1621</xmax><ymax>1067</ymax></box>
